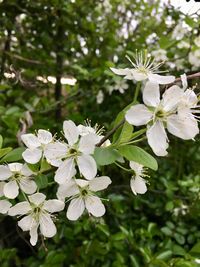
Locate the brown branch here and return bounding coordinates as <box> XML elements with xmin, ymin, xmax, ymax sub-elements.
<box><xmin>174</xmin><ymin>72</ymin><xmax>200</xmax><ymax>83</ymax></box>
<box><xmin>5</xmin><ymin>52</ymin><xmax>43</xmax><ymax>65</ymax></box>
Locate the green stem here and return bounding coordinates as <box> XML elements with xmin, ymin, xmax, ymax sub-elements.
<box><xmin>133</xmin><ymin>82</ymin><xmax>141</xmax><ymax>103</ymax></box>
<box><xmin>114</xmin><ymin>162</ymin><xmax>132</xmax><ymax>172</ymax></box>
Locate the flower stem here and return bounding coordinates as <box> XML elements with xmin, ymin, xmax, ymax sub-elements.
<box><xmin>133</xmin><ymin>82</ymin><xmax>141</xmax><ymax>103</ymax></box>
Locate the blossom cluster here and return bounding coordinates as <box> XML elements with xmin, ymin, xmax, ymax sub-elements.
<box><xmin>0</xmin><ymin>51</ymin><xmax>199</xmax><ymax>247</ymax></box>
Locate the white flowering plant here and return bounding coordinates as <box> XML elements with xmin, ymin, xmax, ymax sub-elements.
<box><xmin>0</xmin><ymin>51</ymin><xmax>199</xmax><ymax>248</ymax></box>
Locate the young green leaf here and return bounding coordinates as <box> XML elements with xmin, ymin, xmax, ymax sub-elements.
<box><xmin>93</xmin><ymin>147</ymin><xmax>121</xmax><ymax>166</ymax></box>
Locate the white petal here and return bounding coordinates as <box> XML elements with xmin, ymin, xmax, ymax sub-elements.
<box><xmin>161</xmin><ymin>85</ymin><xmax>184</xmax><ymax>112</ymax></box>
<box><xmin>57</xmin><ymin>180</ymin><xmax>79</xmax><ymax>200</ymax></box>
<box><xmin>0</xmin><ymin>166</ymin><xmax>12</xmax><ymax>180</ymax></box>
<box><xmin>18</xmin><ymin>214</ymin><xmax>34</xmax><ymax>231</ymax></box>
<box><xmin>130</xmin><ymin>176</ymin><xmax>147</xmax><ymax>195</ymax></box>
<box><xmin>39</xmin><ymin>213</ymin><xmax>57</xmax><ymax>238</ymax></box>
<box><xmin>143</xmin><ymin>81</ymin><xmax>160</xmax><ymax>107</ymax></box>
<box><xmin>28</xmin><ymin>193</ymin><xmax>46</xmax><ymax>206</ymax></box>
<box><xmin>8</xmin><ymin>163</ymin><xmax>23</xmax><ymax>172</ymax></box>
<box><xmin>63</xmin><ymin>120</ymin><xmax>79</xmax><ymax>146</ymax></box>
<box><xmin>4</xmin><ymin>180</ymin><xmax>19</xmax><ymax>199</ymax></box>
<box><xmin>19</xmin><ymin>178</ymin><xmax>37</xmax><ymax>195</ymax></box>
<box><xmin>21</xmin><ymin>164</ymin><xmax>34</xmax><ymax>176</ymax></box>
<box><xmin>0</xmin><ymin>200</ymin><xmax>12</xmax><ymax>214</ymax></box>
<box><xmin>147</xmin><ymin>121</ymin><xmax>169</xmax><ymax>156</ymax></box>
<box><xmin>78</xmin><ymin>133</ymin><xmax>98</xmax><ymax>154</ymax></box>
<box><xmin>181</xmin><ymin>73</ymin><xmax>187</xmax><ymax>90</ymax></box>
<box><xmin>37</xmin><ymin>129</ymin><xmax>53</xmax><ymax>144</ymax></box>
<box><xmin>43</xmin><ymin>200</ymin><xmax>65</xmax><ymax>213</ymax></box>
<box><xmin>30</xmin><ymin>223</ymin><xmax>39</xmax><ymax>246</ymax></box>
<box><xmin>67</xmin><ymin>197</ymin><xmax>85</xmax><ymax>221</ymax></box>
<box><xmin>44</xmin><ymin>142</ymin><xmax>68</xmax><ymax>160</ymax></box>
<box><xmin>0</xmin><ymin>182</ymin><xmax>5</xmax><ymax>196</ymax></box>
<box><xmin>47</xmin><ymin>158</ymin><xmax>63</xmax><ymax>167</ymax></box>
<box><xmin>22</xmin><ymin>148</ymin><xmax>42</xmax><ymax>164</ymax></box>
<box><xmin>125</xmin><ymin>104</ymin><xmax>152</xmax><ymax>126</ymax></box>
<box><xmin>132</xmin><ymin>69</ymin><xmax>147</xmax><ymax>81</ymax></box>
<box><xmin>89</xmin><ymin>176</ymin><xmax>112</xmax><ymax>192</ymax></box>
<box><xmin>21</xmin><ymin>134</ymin><xmax>41</xmax><ymax>148</ymax></box>
<box><xmin>110</xmin><ymin>67</ymin><xmax>133</xmax><ymax>77</ymax></box>
<box><xmin>8</xmin><ymin>201</ymin><xmax>31</xmax><ymax>216</ymax></box>
<box><xmin>149</xmin><ymin>73</ymin><xmax>175</xmax><ymax>84</ymax></box>
<box><xmin>129</xmin><ymin>161</ymin><xmax>143</xmax><ymax>176</ymax></box>
<box><xmin>77</xmin><ymin>155</ymin><xmax>97</xmax><ymax>180</ymax></box>
<box><xmin>85</xmin><ymin>196</ymin><xmax>105</xmax><ymax>217</ymax></box>
<box><xmin>167</xmin><ymin>114</ymin><xmax>199</xmax><ymax>140</ymax></box>
<box><xmin>54</xmin><ymin>158</ymin><xmax>76</xmax><ymax>184</ymax></box>
<box><xmin>75</xmin><ymin>179</ymin><xmax>89</xmax><ymax>188</ymax></box>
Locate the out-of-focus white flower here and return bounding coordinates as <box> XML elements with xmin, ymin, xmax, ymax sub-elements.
<box><xmin>44</xmin><ymin>120</ymin><xmax>99</xmax><ymax>183</ymax></box>
<box><xmin>21</xmin><ymin>129</ymin><xmax>53</xmax><ymax>164</ymax></box>
<box><xmin>177</xmin><ymin>41</ymin><xmax>190</xmax><ymax>49</ymax></box>
<box><xmin>194</xmin><ymin>36</ymin><xmax>200</xmax><ymax>47</ymax></box>
<box><xmin>125</xmin><ymin>82</ymin><xmax>199</xmax><ymax>156</ymax></box>
<box><xmin>96</xmin><ymin>90</ymin><xmax>104</xmax><ymax>104</ymax></box>
<box><xmin>0</xmin><ymin>163</ymin><xmax>36</xmax><ymax>199</ymax></box>
<box><xmin>57</xmin><ymin>176</ymin><xmax>111</xmax><ymax>221</ymax></box>
<box><xmin>129</xmin><ymin>161</ymin><xmax>147</xmax><ymax>195</ymax></box>
<box><xmin>151</xmin><ymin>49</ymin><xmax>168</xmax><ymax>62</ymax></box>
<box><xmin>108</xmin><ymin>79</ymin><xmax>129</xmax><ymax>95</ymax></box>
<box><xmin>0</xmin><ymin>182</ymin><xmax>12</xmax><ymax>214</ymax></box>
<box><xmin>172</xmin><ymin>22</ymin><xmax>189</xmax><ymax>40</ymax></box>
<box><xmin>189</xmin><ymin>50</ymin><xmax>200</xmax><ymax>68</ymax></box>
<box><xmin>110</xmin><ymin>51</ymin><xmax>175</xmax><ymax>84</ymax></box>
<box><xmin>8</xmin><ymin>193</ymin><xmax>64</xmax><ymax>246</ymax></box>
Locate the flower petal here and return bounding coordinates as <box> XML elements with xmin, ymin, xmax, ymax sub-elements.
<box><xmin>149</xmin><ymin>73</ymin><xmax>175</xmax><ymax>84</ymax></box>
<box><xmin>43</xmin><ymin>200</ymin><xmax>65</xmax><ymax>213</ymax></box>
<box><xmin>0</xmin><ymin>200</ymin><xmax>12</xmax><ymax>214</ymax></box>
<box><xmin>21</xmin><ymin>134</ymin><xmax>41</xmax><ymax>148</ymax></box>
<box><xmin>75</xmin><ymin>179</ymin><xmax>89</xmax><ymax>188</ymax></box>
<box><xmin>67</xmin><ymin>197</ymin><xmax>85</xmax><ymax>221</ymax></box>
<box><xmin>19</xmin><ymin>178</ymin><xmax>37</xmax><ymax>195</ymax></box>
<box><xmin>0</xmin><ymin>166</ymin><xmax>12</xmax><ymax>180</ymax></box>
<box><xmin>63</xmin><ymin>120</ymin><xmax>79</xmax><ymax>146</ymax></box>
<box><xmin>21</xmin><ymin>164</ymin><xmax>34</xmax><ymax>176</ymax></box>
<box><xmin>54</xmin><ymin>158</ymin><xmax>76</xmax><ymax>184</ymax></box>
<box><xmin>18</xmin><ymin>214</ymin><xmax>34</xmax><ymax>231</ymax></box>
<box><xmin>143</xmin><ymin>81</ymin><xmax>160</xmax><ymax>107</ymax></box>
<box><xmin>22</xmin><ymin>148</ymin><xmax>42</xmax><ymax>164</ymax></box>
<box><xmin>147</xmin><ymin>121</ymin><xmax>169</xmax><ymax>156</ymax></box>
<box><xmin>89</xmin><ymin>176</ymin><xmax>112</xmax><ymax>192</ymax></box>
<box><xmin>39</xmin><ymin>213</ymin><xmax>57</xmax><ymax>238</ymax></box>
<box><xmin>57</xmin><ymin>180</ymin><xmax>79</xmax><ymax>200</ymax></box>
<box><xmin>30</xmin><ymin>223</ymin><xmax>39</xmax><ymax>246</ymax></box>
<box><xmin>181</xmin><ymin>73</ymin><xmax>187</xmax><ymax>90</ymax></box>
<box><xmin>167</xmin><ymin>114</ymin><xmax>199</xmax><ymax>140</ymax></box>
<box><xmin>78</xmin><ymin>133</ymin><xmax>98</xmax><ymax>154</ymax></box>
<box><xmin>125</xmin><ymin>104</ymin><xmax>152</xmax><ymax>126</ymax></box>
<box><xmin>0</xmin><ymin>182</ymin><xmax>5</xmax><ymax>197</ymax></box>
<box><xmin>28</xmin><ymin>193</ymin><xmax>46</xmax><ymax>206</ymax></box>
<box><xmin>8</xmin><ymin>163</ymin><xmax>23</xmax><ymax>172</ymax></box>
<box><xmin>44</xmin><ymin>142</ymin><xmax>68</xmax><ymax>161</ymax></box>
<box><xmin>8</xmin><ymin>201</ymin><xmax>31</xmax><ymax>216</ymax></box>
<box><xmin>37</xmin><ymin>129</ymin><xmax>52</xmax><ymax>144</ymax></box>
<box><xmin>4</xmin><ymin>180</ymin><xmax>19</xmax><ymax>199</ymax></box>
<box><xmin>85</xmin><ymin>196</ymin><xmax>105</xmax><ymax>217</ymax></box>
<box><xmin>130</xmin><ymin>176</ymin><xmax>147</xmax><ymax>195</ymax></box>
<box><xmin>132</xmin><ymin>69</ymin><xmax>147</xmax><ymax>81</ymax></box>
<box><xmin>161</xmin><ymin>85</ymin><xmax>184</xmax><ymax>112</ymax></box>
<box><xmin>110</xmin><ymin>67</ymin><xmax>133</xmax><ymax>78</ymax></box>
<box><xmin>77</xmin><ymin>155</ymin><xmax>97</xmax><ymax>180</ymax></box>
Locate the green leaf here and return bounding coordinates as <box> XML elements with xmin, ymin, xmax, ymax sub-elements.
<box><xmin>93</xmin><ymin>147</ymin><xmax>121</xmax><ymax>166</ymax></box>
<box><xmin>0</xmin><ymin>135</ymin><xmax>3</xmax><ymax>148</ymax></box>
<box><xmin>0</xmin><ymin>147</ymin><xmax>12</xmax><ymax>158</ymax></box>
<box><xmin>156</xmin><ymin>250</ymin><xmax>172</xmax><ymax>260</ymax></box>
<box><xmin>0</xmin><ymin>147</ymin><xmax>24</xmax><ymax>162</ymax></box>
<box><xmin>190</xmin><ymin>242</ymin><xmax>200</xmax><ymax>257</ymax></box>
<box><xmin>118</xmin><ymin>145</ymin><xmax>158</xmax><ymax>170</ymax></box>
<box><xmin>114</xmin><ymin>121</ymin><xmax>133</xmax><ymax>145</ymax></box>
<box><xmin>40</xmin><ymin>159</ymin><xmax>51</xmax><ymax>172</ymax></box>
<box><xmin>35</xmin><ymin>174</ymin><xmax>48</xmax><ymax>189</ymax></box>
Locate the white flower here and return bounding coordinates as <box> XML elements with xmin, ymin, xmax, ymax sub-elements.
<box><xmin>8</xmin><ymin>193</ymin><xmax>64</xmax><ymax>246</ymax></box>
<box><xmin>110</xmin><ymin>51</ymin><xmax>175</xmax><ymax>84</ymax></box>
<box><xmin>125</xmin><ymin>81</ymin><xmax>199</xmax><ymax>156</ymax></box>
<box><xmin>194</xmin><ymin>36</ymin><xmax>200</xmax><ymax>47</ymax></box>
<box><xmin>189</xmin><ymin>50</ymin><xmax>200</xmax><ymax>68</ymax></box>
<box><xmin>96</xmin><ymin>90</ymin><xmax>104</xmax><ymax>104</ymax></box>
<box><xmin>0</xmin><ymin>182</ymin><xmax>12</xmax><ymax>214</ymax></box>
<box><xmin>129</xmin><ymin>161</ymin><xmax>147</xmax><ymax>195</ymax></box>
<box><xmin>57</xmin><ymin>176</ymin><xmax>111</xmax><ymax>221</ymax></box>
<box><xmin>172</xmin><ymin>22</ymin><xmax>189</xmax><ymax>40</ymax></box>
<box><xmin>177</xmin><ymin>41</ymin><xmax>190</xmax><ymax>49</ymax></box>
<box><xmin>108</xmin><ymin>79</ymin><xmax>129</xmax><ymax>95</ymax></box>
<box><xmin>44</xmin><ymin>120</ymin><xmax>99</xmax><ymax>183</ymax></box>
<box><xmin>0</xmin><ymin>163</ymin><xmax>37</xmax><ymax>199</ymax></box>
<box><xmin>152</xmin><ymin>49</ymin><xmax>168</xmax><ymax>62</ymax></box>
<box><xmin>21</xmin><ymin>129</ymin><xmax>53</xmax><ymax>164</ymax></box>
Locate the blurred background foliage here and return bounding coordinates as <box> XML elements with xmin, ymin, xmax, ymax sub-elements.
<box><xmin>0</xmin><ymin>0</ymin><xmax>200</xmax><ymax>266</ymax></box>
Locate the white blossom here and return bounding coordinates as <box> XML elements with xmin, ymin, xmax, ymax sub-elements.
<box><xmin>125</xmin><ymin>82</ymin><xmax>199</xmax><ymax>156</ymax></box>
<box><xmin>44</xmin><ymin>120</ymin><xmax>99</xmax><ymax>183</ymax></box>
<box><xmin>0</xmin><ymin>182</ymin><xmax>12</xmax><ymax>214</ymax></box>
<box><xmin>194</xmin><ymin>36</ymin><xmax>200</xmax><ymax>47</ymax></box>
<box><xmin>110</xmin><ymin>51</ymin><xmax>175</xmax><ymax>84</ymax></box>
<box><xmin>129</xmin><ymin>161</ymin><xmax>147</xmax><ymax>195</ymax></box>
<box><xmin>0</xmin><ymin>163</ymin><xmax>37</xmax><ymax>199</ymax></box>
<box><xmin>57</xmin><ymin>176</ymin><xmax>111</xmax><ymax>221</ymax></box>
<box><xmin>189</xmin><ymin>50</ymin><xmax>200</xmax><ymax>68</ymax></box>
<box><xmin>108</xmin><ymin>79</ymin><xmax>129</xmax><ymax>94</ymax></box>
<box><xmin>172</xmin><ymin>22</ymin><xmax>189</xmax><ymax>40</ymax></box>
<box><xmin>8</xmin><ymin>193</ymin><xmax>64</xmax><ymax>246</ymax></box>
<box><xmin>21</xmin><ymin>129</ymin><xmax>53</xmax><ymax>164</ymax></box>
<box><xmin>151</xmin><ymin>49</ymin><xmax>168</xmax><ymax>62</ymax></box>
<box><xmin>96</xmin><ymin>90</ymin><xmax>104</xmax><ymax>104</ymax></box>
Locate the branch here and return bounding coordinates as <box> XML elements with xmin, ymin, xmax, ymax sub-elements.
<box><xmin>5</xmin><ymin>52</ymin><xmax>43</xmax><ymax>65</ymax></box>
<box><xmin>174</xmin><ymin>72</ymin><xmax>200</xmax><ymax>83</ymax></box>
